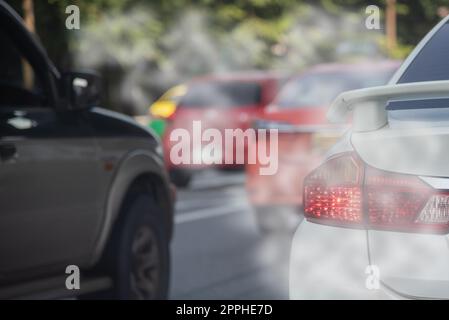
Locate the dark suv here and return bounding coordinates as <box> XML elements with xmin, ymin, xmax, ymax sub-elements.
<box><xmin>0</xmin><ymin>1</ymin><xmax>174</xmax><ymax>299</ymax></box>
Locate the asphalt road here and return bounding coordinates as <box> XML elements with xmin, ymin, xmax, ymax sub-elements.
<box><xmin>170</xmin><ymin>169</ymin><xmax>297</xmax><ymax>300</ymax></box>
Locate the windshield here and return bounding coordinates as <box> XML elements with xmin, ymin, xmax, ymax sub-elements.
<box><xmin>276</xmin><ymin>70</ymin><xmax>394</xmax><ymax>108</ymax></box>
<box><xmin>180</xmin><ymin>81</ymin><xmax>262</xmax><ymax>108</ymax></box>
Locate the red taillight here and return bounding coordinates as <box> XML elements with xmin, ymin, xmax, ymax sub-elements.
<box><xmin>365</xmin><ymin>166</ymin><xmax>432</xmax><ymax>231</ymax></box>
<box><xmin>304</xmin><ymin>152</ymin><xmax>449</xmax><ymax>234</ymax></box>
<box><xmin>304</xmin><ymin>154</ymin><xmax>363</xmax><ymax>225</ymax></box>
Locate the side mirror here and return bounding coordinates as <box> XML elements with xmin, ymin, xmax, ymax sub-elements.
<box><xmin>62</xmin><ymin>71</ymin><xmax>102</xmax><ymax>110</ymax></box>
<box><xmin>328</xmin><ymin>80</ymin><xmax>449</xmax><ymax>132</ymax></box>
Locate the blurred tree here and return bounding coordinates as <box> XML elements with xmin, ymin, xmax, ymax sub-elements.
<box><xmin>4</xmin><ymin>0</ymin><xmax>449</xmax><ymax>114</ymax></box>
<box><xmin>7</xmin><ymin>0</ymin><xmax>70</xmax><ymax>69</ymax></box>
<box><xmin>6</xmin><ymin>0</ymin><xmax>448</xmax><ymax>62</ymax></box>
<box><xmin>315</xmin><ymin>0</ymin><xmax>449</xmax><ymax>47</ymax></box>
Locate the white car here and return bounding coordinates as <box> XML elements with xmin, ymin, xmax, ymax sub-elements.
<box><xmin>290</xmin><ymin>15</ymin><xmax>449</xmax><ymax>299</ymax></box>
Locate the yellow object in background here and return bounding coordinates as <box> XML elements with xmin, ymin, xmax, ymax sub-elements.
<box><xmin>150</xmin><ymin>84</ymin><xmax>187</xmax><ymax>119</ymax></box>
<box><xmin>149</xmin><ymin>84</ymin><xmax>188</xmax><ymax>137</ymax></box>
<box><xmin>150</xmin><ymin>100</ymin><xmax>177</xmax><ymax>118</ymax></box>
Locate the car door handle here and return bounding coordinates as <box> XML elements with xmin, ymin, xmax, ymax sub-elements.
<box><xmin>0</xmin><ymin>143</ymin><xmax>17</xmax><ymax>161</ymax></box>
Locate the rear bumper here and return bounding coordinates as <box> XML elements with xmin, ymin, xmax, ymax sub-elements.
<box><xmin>290</xmin><ymin>219</ymin><xmax>449</xmax><ymax>299</ymax></box>
<box><xmin>289</xmin><ymin>220</ymin><xmax>394</xmax><ymax>299</ymax></box>
<box><xmin>368</xmin><ymin>229</ymin><xmax>449</xmax><ymax>299</ymax></box>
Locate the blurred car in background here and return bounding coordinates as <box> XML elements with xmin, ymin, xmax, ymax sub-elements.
<box><xmin>149</xmin><ymin>84</ymin><xmax>188</xmax><ymax>137</ymax></box>
<box><xmin>163</xmin><ymin>72</ymin><xmax>285</xmax><ymax>187</ymax></box>
<box><xmin>291</xmin><ymin>15</ymin><xmax>449</xmax><ymax>299</ymax></box>
<box><xmin>246</xmin><ymin>61</ymin><xmax>399</xmax><ymax>232</ymax></box>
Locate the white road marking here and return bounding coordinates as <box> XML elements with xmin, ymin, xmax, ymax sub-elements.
<box><xmin>176</xmin><ymin>196</ymin><xmax>246</xmax><ymax>211</ymax></box>
<box><xmin>175</xmin><ymin>202</ymin><xmax>249</xmax><ymax>224</ymax></box>
<box><xmin>190</xmin><ymin>174</ymin><xmax>245</xmax><ymax>190</ymax></box>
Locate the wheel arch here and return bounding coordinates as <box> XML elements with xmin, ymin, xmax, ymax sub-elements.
<box><xmin>89</xmin><ymin>149</ymin><xmax>174</xmax><ymax>266</ymax></box>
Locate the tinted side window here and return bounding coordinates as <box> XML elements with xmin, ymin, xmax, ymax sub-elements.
<box><xmin>399</xmin><ymin>23</ymin><xmax>449</xmax><ymax>83</ymax></box>
<box><xmin>0</xmin><ymin>28</ymin><xmax>44</xmax><ymax>107</ymax></box>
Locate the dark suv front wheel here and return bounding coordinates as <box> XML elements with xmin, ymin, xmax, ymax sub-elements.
<box><xmin>86</xmin><ymin>193</ymin><xmax>170</xmax><ymax>300</ymax></box>
<box><xmin>114</xmin><ymin>194</ymin><xmax>170</xmax><ymax>299</ymax></box>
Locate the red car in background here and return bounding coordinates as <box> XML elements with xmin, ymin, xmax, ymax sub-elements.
<box><xmin>246</xmin><ymin>61</ymin><xmax>400</xmax><ymax>232</ymax></box>
<box><xmin>163</xmin><ymin>72</ymin><xmax>285</xmax><ymax>187</ymax></box>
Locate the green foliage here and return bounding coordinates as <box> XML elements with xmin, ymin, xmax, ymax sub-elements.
<box><xmin>4</xmin><ymin>0</ymin><xmax>442</xmax><ymax>63</ymax></box>
<box><xmin>17</xmin><ymin>0</ymin><xmax>448</xmax><ymax>67</ymax></box>
<box><xmin>5</xmin><ymin>0</ymin><xmax>449</xmax><ymax>113</ymax></box>
<box><xmin>315</xmin><ymin>0</ymin><xmax>449</xmax><ymax>46</ymax></box>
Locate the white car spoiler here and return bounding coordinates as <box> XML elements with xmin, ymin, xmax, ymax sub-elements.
<box><xmin>327</xmin><ymin>80</ymin><xmax>449</xmax><ymax>132</ymax></box>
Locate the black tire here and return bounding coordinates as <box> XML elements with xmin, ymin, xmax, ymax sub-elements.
<box><xmin>115</xmin><ymin>194</ymin><xmax>170</xmax><ymax>299</ymax></box>
<box><xmin>169</xmin><ymin>169</ymin><xmax>192</xmax><ymax>188</ymax></box>
<box><xmin>87</xmin><ymin>194</ymin><xmax>170</xmax><ymax>300</ymax></box>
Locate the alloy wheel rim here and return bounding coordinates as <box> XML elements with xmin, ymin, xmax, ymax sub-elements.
<box><xmin>129</xmin><ymin>225</ymin><xmax>160</xmax><ymax>300</ymax></box>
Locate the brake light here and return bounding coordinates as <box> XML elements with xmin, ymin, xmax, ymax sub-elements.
<box><xmin>304</xmin><ymin>152</ymin><xmax>449</xmax><ymax>234</ymax></box>
<box><xmin>304</xmin><ymin>154</ymin><xmax>363</xmax><ymax>225</ymax></box>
